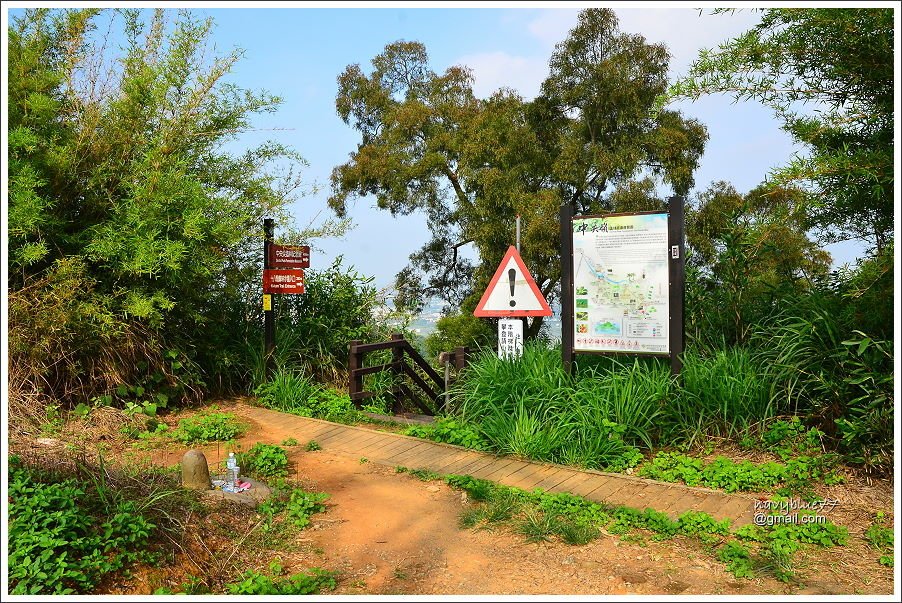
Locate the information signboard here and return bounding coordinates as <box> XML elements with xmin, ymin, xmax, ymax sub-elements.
<box><xmin>571</xmin><ymin>212</ymin><xmax>669</xmax><ymax>355</ymax></box>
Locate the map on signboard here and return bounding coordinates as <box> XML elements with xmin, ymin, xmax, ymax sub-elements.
<box><xmin>572</xmin><ymin>212</ymin><xmax>669</xmax><ymax>354</ymax></box>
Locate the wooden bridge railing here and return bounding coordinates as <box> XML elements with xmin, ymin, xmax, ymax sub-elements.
<box><xmin>348</xmin><ymin>333</ymin><xmax>469</xmax><ymax>416</ymax></box>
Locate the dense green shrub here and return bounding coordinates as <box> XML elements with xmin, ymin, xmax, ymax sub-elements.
<box><xmin>751</xmin><ymin>303</ymin><xmax>893</xmax><ymax>472</ymax></box>
<box><xmin>424</xmin><ymin>311</ymin><xmax>495</xmax><ymax>361</ymax></box>
<box><xmin>269</xmin><ymin>258</ymin><xmax>389</xmax><ymax>385</ymax></box>
<box><xmin>7</xmin><ymin>8</ymin><xmax>306</xmax><ymax>406</ymax></box>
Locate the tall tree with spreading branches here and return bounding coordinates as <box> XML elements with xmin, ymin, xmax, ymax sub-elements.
<box><xmin>330</xmin><ymin>9</ymin><xmax>706</xmax><ymax>339</ymax></box>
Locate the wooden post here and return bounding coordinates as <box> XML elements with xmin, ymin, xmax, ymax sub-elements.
<box><xmin>454</xmin><ymin>346</ymin><xmax>467</xmax><ymax>371</ymax></box>
<box><xmin>667</xmin><ymin>195</ymin><xmax>686</xmax><ymax>377</ymax></box>
<box><xmin>390</xmin><ymin>333</ymin><xmax>404</xmax><ymax>413</ymax></box>
<box><xmin>443</xmin><ymin>361</ymin><xmax>451</xmax><ymax>411</ymax></box>
<box><xmin>348</xmin><ymin>339</ymin><xmax>362</xmax><ymax>406</ymax></box>
<box><xmin>559</xmin><ymin>204</ymin><xmax>575</xmax><ymax>374</ymax></box>
<box><xmin>263</xmin><ymin>218</ymin><xmax>275</xmax><ymax>380</ymax></box>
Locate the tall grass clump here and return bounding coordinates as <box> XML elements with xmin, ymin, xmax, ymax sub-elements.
<box><xmin>665</xmin><ymin>348</ymin><xmax>777</xmax><ymax>445</ymax></box>
<box><xmin>450</xmin><ymin>343</ymin><xmax>662</xmax><ymax>470</ymax></box>
<box><xmin>572</xmin><ymin>358</ymin><xmax>672</xmax><ymax>448</ymax></box>
<box><xmin>751</xmin><ymin>306</ymin><xmax>894</xmax><ymax>471</ymax></box>
<box><xmin>254</xmin><ymin>369</ymin><xmax>356</xmax><ymax>422</ymax></box>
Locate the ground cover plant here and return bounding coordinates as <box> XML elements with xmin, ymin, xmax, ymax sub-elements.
<box><xmin>864</xmin><ymin>512</ymin><xmax>894</xmax><ymax>568</ymax></box>
<box><xmin>223</xmin><ymin>567</ymin><xmax>337</xmax><ymax>595</ymax></box>
<box><xmin>169</xmin><ymin>410</ymin><xmax>246</xmax><ymax>445</ymax></box>
<box><xmin>636</xmin><ymin>451</ymin><xmax>843</xmax><ymax>496</ymax></box>
<box><xmin>257</xmin><ymin>482</ymin><xmax>330</xmax><ymax>531</ymax></box>
<box><xmin>237</xmin><ymin>443</ymin><xmax>290</xmax><ymax>479</ymax></box>
<box><xmin>7</xmin><ymin>455</ymin><xmax>192</xmax><ymax>595</ymax></box>
<box><xmin>403</xmin><ymin>469</ymin><xmax>853</xmax><ymax>584</ymax></box>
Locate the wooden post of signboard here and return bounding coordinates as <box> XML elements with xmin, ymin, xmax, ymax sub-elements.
<box><xmin>559</xmin><ymin>203</ymin><xmax>575</xmax><ymax>374</ymax></box>
<box><xmin>263</xmin><ymin>218</ymin><xmax>275</xmax><ymax>380</ymax></box>
<box><xmin>667</xmin><ymin>196</ymin><xmax>685</xmax><ymax>377</ymax></box>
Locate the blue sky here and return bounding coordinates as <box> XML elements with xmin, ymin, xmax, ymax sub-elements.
<box><xmin>188</xmin><ymin>5</ymin><xmax>867</xmax><ymax>288</ymax></box>
<box><xmin>5</xmin><ymin>3</ymin><xmax>872</xmax><ymax>290</ymax></box>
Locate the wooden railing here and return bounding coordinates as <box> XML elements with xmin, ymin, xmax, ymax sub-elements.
<box><xmin>348</xmin><ymin>333</ymin><xmax>469</xmax><ymax>416</ymax></box>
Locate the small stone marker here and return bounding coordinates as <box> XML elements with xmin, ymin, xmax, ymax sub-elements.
<box><xmin>181</xmin><ymin>449</ymin><xmax>212</xmax><ymax>490</ymax></box>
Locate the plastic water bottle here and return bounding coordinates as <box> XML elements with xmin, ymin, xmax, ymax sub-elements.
<box><xmin>226</xmin><ymin>452</ymin><xmax>239</xmax><ymax>490</ymax></box>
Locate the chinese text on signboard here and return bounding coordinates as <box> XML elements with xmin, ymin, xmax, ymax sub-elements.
<box><xmin>268</xmin><ymin>244</ymin><xmax>310</xmax><ymax>268</ymax></box>
<box><xmin>498</xmin><ymin>318</ymin><xmax>523</xmax><ymax>360</ymax></box>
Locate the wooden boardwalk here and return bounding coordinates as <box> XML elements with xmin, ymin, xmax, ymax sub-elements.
<box><xmin>237</xmin><ymin>405</ymin><xmax>756</xmax><ymax>526</ymax></box>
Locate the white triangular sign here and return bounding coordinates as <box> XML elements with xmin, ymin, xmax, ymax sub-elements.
<box><xmin>473</xmin><ymin>246</ymin><xmax>552</xmax><ymax>317</ymax></box>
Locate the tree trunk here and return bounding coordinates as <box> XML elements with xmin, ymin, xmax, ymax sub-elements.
<box><xmin>525</xmin><ymin>316</ymin><xmax>544</xmax><ymax>340</ymax></box>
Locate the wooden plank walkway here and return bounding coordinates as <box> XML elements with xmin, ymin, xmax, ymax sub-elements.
<box><xmin>236</xmin><ymin>405</ymin><xmax>756</xmax><ymax>526</ymax></box>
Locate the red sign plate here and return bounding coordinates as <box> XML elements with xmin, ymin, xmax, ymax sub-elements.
<box><xmin>268</xmin><ymin>244</ymin><xmax>310</xmax><ymax>268</ymax></box>
<box><xmin>263</xmin><ymin>269</ymin><xmax>306</xmax><ymax>294</ymax></box>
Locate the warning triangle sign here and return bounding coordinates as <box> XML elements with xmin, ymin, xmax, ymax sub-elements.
<box><xmin>473</xmin><ymin>246</ymin><xmax>552</xmax><ymax>317</ymax></box>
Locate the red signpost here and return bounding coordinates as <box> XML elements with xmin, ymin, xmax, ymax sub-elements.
<box><xmin>263</xmin><ymin>269</ymin><xmax>306</xmax><ymax>294</ymax></box>
<box><xmin>262</xmin><ymin>229</ymin><xmax>310</xmax><ymax>377</ymax></box>
<box><xmin>268</xmin><ymin>244</ymin><xmax>310</xmax><ymax>268</ymax></box>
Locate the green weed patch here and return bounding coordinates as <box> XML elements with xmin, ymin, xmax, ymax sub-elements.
<box><xmin>258</xmin><ymin>483</ymin><xmax>329</xmax><ymax>531</ymax></box>
<box><xmin>637</xmin><ymin>451</ymin><xmax>842</xmax><ymax>495</ymax></box>
<box><xmin>435</xmin><ymin>470</ymin><xmax>850</xmax><ymax>584</ymax></box>
<box><xmin>169</xmin><ymin>410</ymin><xmax>246</xmax><ymax>444</ymax></box>
<box><xmin>224</xmin><ymin>568</ymin><xmax>337</xmax><ymax>595</ymax></box>
<box><xmin>237</xmin><ymin>443</ymin><xmax>290</xmax><ymax>478</ymax></box>
<box><xmin>7</xmin><ymin>456</ymin><xmax>184</xmax><ymax>595</ymax></box>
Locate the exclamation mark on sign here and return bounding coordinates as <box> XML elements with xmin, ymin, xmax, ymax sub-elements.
<box><xmin>508</xmin><ymin>268</ymin><xmax>517</xmax><ymax>307</ymax></box>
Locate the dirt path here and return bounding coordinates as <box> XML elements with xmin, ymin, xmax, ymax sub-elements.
<box><xmin>292</xmin><ymin>449</ymin><xmax>796</xmax><ymax>595</ymax></box>
<box><xmin>168</xmin><ymin>404</ymin><xmax>890</xmax><ymax>596</ymax></box>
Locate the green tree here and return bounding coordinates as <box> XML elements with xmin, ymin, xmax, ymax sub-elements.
<box><xmin>330</xmin><ymin>9</ymin><xmax>706</xmax><ymax>341</ymax></box>
<box><xmin>685</xmin><ymin>181</ymin><xmax>832</xmax><ymax>347</ymax></box>
<box><xmin>8</xmin><ymin>8</ymin><xmax>308</xmax><ymax>403</ymax></box>
<box><xmin>661</xmin><ymin>8</ymin><xmax>893</xmax><ymax>253</ymax></box>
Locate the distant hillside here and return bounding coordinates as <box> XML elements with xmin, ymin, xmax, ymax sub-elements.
<box><xmin>381</xmin><ymin>297</ymin><xmax>563</xmax><ymax>341</ymax></box>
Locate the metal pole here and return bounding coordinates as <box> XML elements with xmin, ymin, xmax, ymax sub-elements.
<box><xmin>516</xmin><ymin>214</ymin><xmax>527</xmax><ymax>337</ymax></box>
<box><xmin>516</xmin><ymin>214</ymin><xmax>521</xmax><ymax>252</ymax></box>
<box><xmin>264</xmin><ymin>218</ymin><xmax>275</xmax><ymax>380</ymax></box>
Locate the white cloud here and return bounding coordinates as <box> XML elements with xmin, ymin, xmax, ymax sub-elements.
<box><xmin>455</xmin><ymin>51</ymin><xmax>547</xmax><ymax>100</ymax></box>
<box><xmin>613</xmin><ymin>8</ymin><xmax>762</xmax><ymax>76</ymax></box>
<box><xmin>456</xmin><ymin>7</ymin><xmax>762</xmax><ymax>100</ymax></box>
<box><xmin>525</xmin><ymin>8</ymin><xmax>580</xmax><ymax>48</ymax></box>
